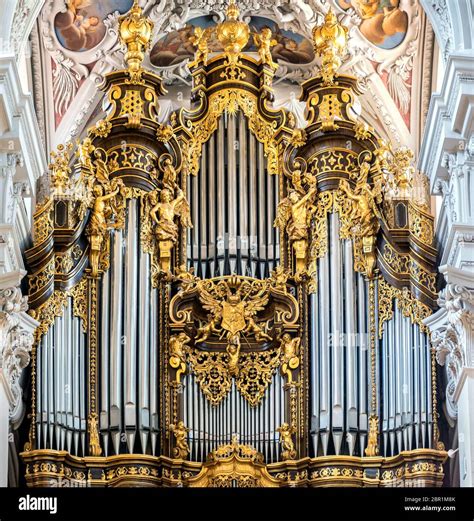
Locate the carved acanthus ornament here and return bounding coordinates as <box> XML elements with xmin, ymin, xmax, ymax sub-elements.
<box><xmin>0</xmin><ymin>285</ymin><xmax>36</xmax><ymax>422</ymax></box>
<box><xmin>430</xmin><ymin>283</ymin><xmax>474</xmax><ymax>420</ymax></box>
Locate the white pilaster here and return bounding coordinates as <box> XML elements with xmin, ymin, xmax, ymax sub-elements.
<box><xmin>0</xmin><ymin>41</ymin><xmax>45</xmax><ymax>484</ymax></box>
<box><xmin>419</xmin><ymin>0</ymin><xmax>474</xmax><ymax>488</ymax></box>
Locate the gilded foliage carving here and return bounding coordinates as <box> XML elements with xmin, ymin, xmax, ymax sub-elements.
<box><xmin>179</xmin><ymin>89</ymin><xmax>280</xmax><ymax>177</ymax></box>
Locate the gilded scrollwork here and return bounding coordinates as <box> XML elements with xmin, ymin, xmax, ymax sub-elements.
<box><xmin>378</xmin><ymin>277</ymin><xmax>432</xmax><ymax>337</ymax></box>
<box><xmin>178</xmin><ymin>89</ymin><xmax>281</xmax><ymax>178</ymax></box>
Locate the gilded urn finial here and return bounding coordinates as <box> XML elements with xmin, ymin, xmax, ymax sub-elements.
<box><xmin>119</xmin><ymin>0</ymin><xmax>154</xmax><ymax>83</ymax></box>
<box><xmin>312</xmin><ymin>8</ymin><xmax>349</xmax><ymax>85</ymax></box>
<box><xmin>216</xmin><ymin>1</ymin><xmax>250</xmax><ymax>65</ymax></box>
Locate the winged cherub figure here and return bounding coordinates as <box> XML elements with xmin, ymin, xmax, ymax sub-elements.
<box><xmin>253</xmin><ymin>27</ymin><xmax>277</xmax><ymax>68</ymax></box>
<box><xmin>277</xmin><ymin>423</ymin><xmax>296</xmax><ymax>460</ymax></box>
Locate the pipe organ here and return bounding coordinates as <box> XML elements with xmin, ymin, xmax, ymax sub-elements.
<box><xmin>22</xmin><ymin>3</ymin><xmax>447</xmax><ymax>487</ymax></box>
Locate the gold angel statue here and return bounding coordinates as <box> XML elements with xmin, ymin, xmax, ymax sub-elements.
<box><xmin>274</xmin><ymin>186</ymin><xmax>317</xmax><ymax>272</ymax></box>
<box><xmin>226</xmin><ymin>334</ymin><xmax>241</xmax><ymax>377</ymax></box>
<box><xmin>76</xmin><ymin>137</ymin><xmax>95</xmax><ymax>172</ymax></box>
<box><xmin>270</xmin><ymin>265</ymin><xmax>289</xmax><ymax>292</ymax></box>
<box><xmin>170</xmin><ymin>421</ymin><xmax>190</xmax><ymax>459</ymax></box>
<box><xmin>339</xmin><ymin>161</ymin><xmax>381</xmax><ymax>238</ymax></box>
<box><xmin>175</xmin><ymin>263</ymin><xmax>198</xmax><ymax>289</ymax></box>
<box><xmin>277</xmin><ymin>423</ymin><xmax>296</xmax><ymax>460</ymax></box>
<box><xmin>169</xmin><ymin>332</ymin><xmax>190</xmax><ymax>384</ymax></box>
<box><xmin>87</xmin><ymin>412</ymin><xmax>102</xmax><ymax>457</ymax></box>
<box><xmin>162</xmin><ymin>157</ymin><xmax>178</xmax><ymax>190</ymax></box>
<box><xmin>253</xmin><ymin>28</ymin><xmax>277</xmax><ymax>68</ymax></box>
<box><xmin>149</xmin><ymin>188</ymin><xmax>192</xmax><ymax>243</ymax></box>
<box><xmin>92</xmin><ymin>147</ymin><xmax>111</xmax><ymax>186</ymax></box>
<box><xmin>149</xmin><ymin>187</ymin><xmax>192</xmax><ymax>271</ymax></box>
<box><xmin>339</xmin><ymin>161</ymin><xmax>383</xmax><ymax>277</ymax></box>
<box><xmin>279</xmin><ymin>333</ymin><xmax>301</xmax><ymax>383</ymax></box>
<box><xmin>87</xmin><ymin>181</ymin><xmax>122</xmax><ymax>277</ymax></box>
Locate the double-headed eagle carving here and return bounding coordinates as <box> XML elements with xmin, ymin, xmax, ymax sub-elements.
<box><xmin>195</xmin><ymin>279</ymin><xmax>272</xmax><ymax>357</ymax></box>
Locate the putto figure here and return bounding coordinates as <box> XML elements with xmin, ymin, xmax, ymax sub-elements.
<box><xmin>277</xmin><ymin>423</ymin><xmax>297</xmax><ymax>460</ymax></box>
<box><xmin>253</xmin><ymin>28</ymin><xmax>277</xmax><ymax>69</ymax></box>
<box><xmin>170</xmin><ymin>421</ymin><xmax>190</xmax><ymax>459</ymax></box>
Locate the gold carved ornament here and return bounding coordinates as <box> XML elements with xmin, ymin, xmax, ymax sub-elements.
<box><xmin>118</xmin><ymin>0</ymin><xmax>154</xmax><ymax>84</ymax></box>
<box><xmin>336</xmin><ymin>160</ymin><xmax>384</xmax><ymax>279</ymax></box>
<box><xmin>215</xmin><ymin>1</ymin><xmax>249</xmax><ymax>78</ymax></box>
<box><xmin>170</xmin><ymin>421</ymin><xmax>190</xmax><ymax>459</ymax></box>
<box><xmin>377</xmin><ymin>277</ymin><xmax>432</xmax><ymax>338</ymax></box>
<box><xmin>312</xmin><ymin>9</ymin><xmax>349</xmax><ymax>85</ymax></box>
<box><xmin>277</xmin><ymin>423</ymin><xmax>297</xmax><ymax>460</ymax></box>
<box><xmin>179</xmin><ymin>89</ymin><xmax>280</xmax><ymax>178</ymax></box>
<box><xmin>169</xmin><ymin>274</ymin><xmax>299</xmax><ymax>407</ymax></box>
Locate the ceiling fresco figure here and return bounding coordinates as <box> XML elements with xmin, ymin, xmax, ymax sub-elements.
<box><xmin>54</xmin><ymin>0</ymin><xmax>133</xmax><ymax>51</ymax></box>
<box><xmin>338</xmin><ymin>0</ymin><xmax>408</xmax><ymax>48</ymax></box>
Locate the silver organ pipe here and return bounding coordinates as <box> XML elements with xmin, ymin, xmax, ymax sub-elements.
<box><xmin>357</xmin><ymin>273</ymin><xmax>368</xmax><ymax>455</ymax></box>
<box><xmin>318</xmin><ymin>244</ymin><xmax>330</xmax><ymax>456</ymax></box>
<box><xmin>330</xmin><ymin>212</ymin><xmax>343</xmax><ymax>455</ymax></box>
<box><xmin>35</xmin><ymin>299</ymin><xmax>87</xmax><ymax>455</ymax></box>
<box><xmin>150</xmin><ymin>287</ymin><xmax>159</xmax><ymax>455</ymax></box>
<box><xmin>183</xmin><ymin>372</ymin><xmax>284</xmax><ymax>463</ymax></box>
<box><xmin>79</xmin><ymin>315</ymin><xmax>86</xmax><ymax>455</ymax></box>
<box><xmin>109</xmin><ymin>228</ymin><xmax>123</xmax><ymax>455</ymax></box>
<box><xmin>66</xmin><ymin>303</ymin><xmax>73</xmax><ymax>453</ymax></box>
<box><xmin>344</xmin><ymin>239</ymin><xmax>357</xmax><ymax>455</ymax></box>
<box><xmin>186</xmin><ymin>111</ymin><xmax>279</xmax><ymax>278</ymax></box>
<box><xmin>72</xmin><ymin>315</ymin><xmax>80</xmax><ymax>455</ymax></box>
<box><xmin>124</xmin><ymin>198</ymin><xmax>138</xmax><ymax>452</ymax></box>
<box><xmin>138</xmin><ymin>245</ymin><xmax>150</xmax><ymax>454</ymax></box>
<box><xmin>379</xmin><ymin>302</ymin><xmax>433</xmax><ymax>456</ymax></box>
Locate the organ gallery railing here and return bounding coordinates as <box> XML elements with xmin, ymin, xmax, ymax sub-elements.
<box><xmin>21</xmin><ymin>1</ymin><xmax>446</xmax><ymax>487</ymax></box>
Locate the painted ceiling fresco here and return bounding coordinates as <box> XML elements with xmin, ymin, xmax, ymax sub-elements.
<box><xmin>150</xmin><ymin>15</ymin><xmax>315</xmax><ymax>68</ymax></box>
<box><xmin>41</xmin><ymin>0</ymin><xmax>427</xmax><ymax>151</ymax></box>
<box><xmin>337</xmin><ymin>0</ymin><xmax>408</xmax><ymax>49</ymax></box>
<box><xmin>54</xmin><ymin>0</ymin><xmax>133</xmax><ymax>52</ymax></box>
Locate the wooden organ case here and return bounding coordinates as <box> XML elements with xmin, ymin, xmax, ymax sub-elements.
<box><xmin>21</xmin><ymin>3</ymin><xmax>447</xmax><ymax>487</ymax></box>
